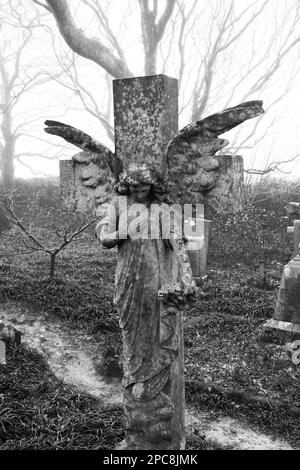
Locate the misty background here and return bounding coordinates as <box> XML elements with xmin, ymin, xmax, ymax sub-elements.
<box><xmin>1</xmin><ymin>0</ymin><xmax>300</xmax><ymax>188</ymax></box>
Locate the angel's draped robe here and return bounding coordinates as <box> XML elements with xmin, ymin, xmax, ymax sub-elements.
<box><xmin>96</xmin><ymin>197</ymin><xmax>181</xmax><ymax>398</ymax></box>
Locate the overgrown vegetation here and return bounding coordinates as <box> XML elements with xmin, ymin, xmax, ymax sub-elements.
<box><xmin>0</xmin><ymin>177</ymin><xmax>300</xmax><ymax>449</ymax></box>
<box><xmin>209</xmin><ymin>176</ymin><xmax>300</xmax><ymax>266</ymax></box>
<box><xmin>0</xmin><ymin>346</ymin><xmax>123</xmax><ymax>449</ymax></box>
<box><xmin>0</xmin><ymin>180</ymin><xmax>95</xmax><ymax>277</ymax></box>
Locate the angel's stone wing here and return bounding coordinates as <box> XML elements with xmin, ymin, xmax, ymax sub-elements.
<box><xmin>166</xmin><ymin>101</ymin><xmax>264</xmax><ymax>212</ymax></box>
<box><xmin>45</xmin><ymin>120</ymin><xmax>123</xmax><ymax>211</ymax></box>
<box><xmin>44</xmin><ymin>120</ymin><xmax>122</xmax><ymax>179</ymax></box>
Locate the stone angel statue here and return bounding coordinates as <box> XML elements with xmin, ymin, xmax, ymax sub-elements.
<box><xmin>45</xmin><ymin>99</ymin><xmax>264</xmax><ymax>450</ymax></box>
<box><xmin>45</xmin><ymin>100</ymin><xmax>263</xmax><ymax>210</ymax></box>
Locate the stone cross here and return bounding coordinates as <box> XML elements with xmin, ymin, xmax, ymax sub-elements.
<box><xmin>286</xmin><ymin>202</ymin><xmax>300</xmax><ymax>258</ymax></box>
<box><xmin>287</xmin><ymin>220</ymin><xmax>300</xmax><ymax>258</ymax></box>
<box><xmin>59</xmin><ymin>74</ymin><xmax>248</xmax><ymax>450</ymax></box>
<box><xmin>254</xmin><ymin>260</ymin><xmax>270</xmax><ymax>288</ymax></box>
<box><xmin>262</xmin><ymin>202</ymin><xmax>300</xmax><ymax>339</ymax></box>
<box><xmin>113</xmin><ymin>76</ymin><xmax>184</xmax><ymax>450</ymax></box>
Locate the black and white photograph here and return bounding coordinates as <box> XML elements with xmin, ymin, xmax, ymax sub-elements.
<box><xmin>0</xmin><ymin>0</ymin><xmax>299</xmax><ymax>456</ymax></box>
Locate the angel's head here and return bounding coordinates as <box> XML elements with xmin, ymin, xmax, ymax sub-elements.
<box><xmin>129</xmin><ymin>183</ymin><xmax>151</xmax><ymax>203</ymax></box>
<box><xmin>115</xmin><ymin>163</ymin><xmax>166</xmax><ymax>202</ymax></box>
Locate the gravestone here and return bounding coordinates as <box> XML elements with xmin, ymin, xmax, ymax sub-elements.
<box><xmin>0</xmin><ymin>340</ymin><xmax>5</xmax><ymax>365</ymax></box>
<box><xmin>0</xmin><ymin>325</ymin><xmax>22</xmax><ymax>348</ymax></box>
<box><xmin>263</xmin><ymin>202</ymin><xmax>300</xmax><ymax>339</ymax></box>
<box><xmin>54</xmin><ymin>77</ymin><xmax>263</xmax><ymax>450</ymax></box>
<box><xmin>287</xmin><ymin>220</ymin><xmax>300</xmax><ymax>258</ymax></box>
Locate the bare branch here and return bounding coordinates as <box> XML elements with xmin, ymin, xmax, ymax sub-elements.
<box><xmin>156</xmin><ymin>0</ymin><xmax>176</xmax><ymax>41</ymax></box>
<box><xmin>1</xmin><ymin>194</ymin><xmax>48</xmax><ymax>251</ymax></box>
<box><xmin>245</xmin><ymin>154</ymin><xmax>300</xmax><ymax>175</ymax></box>
<box><xmin>32</xmin><ymin>0</ymin><xmax>51</xmax><ymax>12</ymax></box>
<box><xmin>44</xmin><ymin>0</ymin><xmax>132</xmax><ymax>78</ymax></box>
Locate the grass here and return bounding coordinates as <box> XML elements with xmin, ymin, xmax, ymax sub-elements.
<box><xmin>0</xmin><ymin>346</ymin><xmax>123</xmax><ymax>450</ymax></box>
<box><xmin>0</xmin><ymin>237</ymin><xmax>119</xmax><ymax>334</ymax></box>
<box><xmin>0</xmin><ymin>344</ymin><xmax>215</xmax><ymax>450</ymax></box>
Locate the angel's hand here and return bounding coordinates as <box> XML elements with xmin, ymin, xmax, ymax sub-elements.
<box><xmin>182</xmin><ymin>278</ymin><xmax>197</xmax><ymax>297</ymax></box>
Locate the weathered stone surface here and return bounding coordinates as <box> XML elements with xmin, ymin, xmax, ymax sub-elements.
<box><xmin>59</xmin><ymin>159</ymin><xmax>75</xmax><ymax>208</ymax></box>
<box><xmin>0</xmin><ymin>340</ymin><xmax>5</xmax><ymax>365</ymax></box>
<box><xmin>286</xmin><ymin>202</ymin><xmax>300</xmax><ymax>217</ymax></box>
<box><xmin>113</xmin><ymin>75</ymin><xmax>178</xmax><ymax>179</ymax></box>
<box><xmin>58</xmin><ymin>95</ymin><xmax>256</xmax><ymax>216</ymax></box>
<box><xmin>166</xmin><ymin>100</ymin><xmax>263</xmax><ymax>211</ymax></box>
<box><xmin>0</xmin><ymin>324</ymin><xmax>21</xmax><ymax>348</ymax></box>
<box><xmin>287</xmin><ymin>220</ymin><xmax>300</xmax><ymax>257</ymax></box>
<box><xmin>204</xmin><ymin>155</ymin><xmax>244</xmax><ymax>215</ymax></box>
<box><xmin>59</xmin><ymin>152</ymin><xmax>112</xmax><ymax>212</ymax></box>
<box><xmin>263</xmin><ymin>209</ymin><xmax>300</xmax><ymax>339</ymax></box>
<box><xmin>96</xmin><ymin>196</ymin><xmax>192</xmax><ymax>450</ymax></box>
<box><xmin>108</xmin><ymin>76</ymin><xmax>187</xmax><ymax>450</ymax></box>
<box><xmin>186</xmin><ymin>219</ymin><xmax>211</xmax><ymax>281</ymax></box>
<box><xmin>56</xmin><ymin>79</ymin><xmax>264</xmax><ymax>451</ymax></box>
<box><xmin>197</xmin><ymin>156</ymin><xmax>220</xmax><ymax>171</ymax></box>
<box><xmin>273</xmin><ymin>255</ymin><xmax>300</xmax><ymax>325</ymax></box>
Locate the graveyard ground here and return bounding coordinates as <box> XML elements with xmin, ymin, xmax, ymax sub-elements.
<box><xmin>0</xmin><ymin>235</ymin><xmax>299</xmax><ymax>450</ymax></box>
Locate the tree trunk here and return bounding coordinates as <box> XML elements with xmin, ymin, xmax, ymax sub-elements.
<box><xmin>144</xmin><ymin>44</ymin><xmax>157</xmax><ymax>75</ymax></box>
<box><xmin>1</xmin><ymin>109</ymin><xmax>15</xmax><ymax>189</ymax></box>
<box><xmin>0</xmin><ymin>57</ymin><xmax>15</xmax><ymax>190</ymax></box>
<box><xmin>1</xmin><ymin>140</ymin><xmax>15</xmax><ymax>190</ymax></box>
<box><xmin>49</xmin><ymin>253</ymin><xmax>56</xmax><ymax>278</ymax></box>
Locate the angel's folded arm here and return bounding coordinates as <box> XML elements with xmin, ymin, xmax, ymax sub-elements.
<box><xmin>95</xmin><ymin>201</ymin><xmax>120</xmax><ymax>249</ymax></box>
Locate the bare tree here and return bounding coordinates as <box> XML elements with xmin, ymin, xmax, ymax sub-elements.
<box><xmin>31</xmin><ymin>0</ymin><xmax>300</xmax><ymax>177</ymax></box>
<box><xmin>0</xmin><ymin>0</ymin><xmax>55</xmax><ymax>187</ymax></box>
<box><xmin>42</xmin><ymin>47</ymin><xmax>115</xmax><ymax>143</ymax></box>
<box><xmin>0</xmin><ymin>191</ymin><xmax>95</xmax><ymax>277</ymax></box>
<box><xmin>35</xmin><ymin>0</ymin><xmax>133</xmax><ymax>78</ymax></box>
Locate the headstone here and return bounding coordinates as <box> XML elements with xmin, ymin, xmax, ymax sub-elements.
<box><xmin>0</xmin><ymin>340</ymin><xmax>5</xmax><ymax>365</ymax></box>
<box><xmin>263</xmin><ymin>203</ymin><xmax>300</xmax><ymax>340</ymax></box>
<box><xmin>287</xmin><ymin>220</ymin><xmax>300</xmax><ymax>258</ymax></box>
<box><xmin>0</xmin><ymin>325</ymin><xmax>22</xmax><ymax>348</ymax></box>
<box><xmin>254</xmin><ymin>260</ymin><xmax>270</xmax><ymax>288</ymax></box>
<box><xmin>287</xmin><ymin>201</ymin><xmax>300</xmax><ymax>217</ymax></box>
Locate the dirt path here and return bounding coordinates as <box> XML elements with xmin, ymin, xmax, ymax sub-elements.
<box><xmin>0</xmin><ymin>303</ymin><xmax>295</xmax><ymax>450</ymax></box>
<box><xmin>0</xmin><ymin>304</ymin><xmax>122</xmax><ymax>404</ymax></box>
